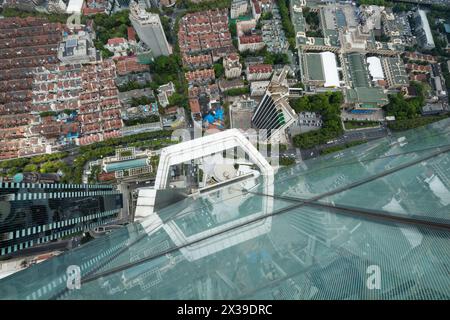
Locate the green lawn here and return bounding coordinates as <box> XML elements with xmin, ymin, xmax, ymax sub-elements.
<box><xmin>344</xmin><ymin>121</ymin><xmax>380</xmax><ymax>130</ymax></box>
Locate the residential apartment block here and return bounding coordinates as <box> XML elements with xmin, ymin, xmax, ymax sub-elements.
<box><xmin>223</xmin><ymin>54</ymin><xmax>242</xmax><ymax>79</ymax></box>
<box><xmin>246</xmin><ymin>64</ymin><xmax>273</xmax><ymax>81</ymax></box>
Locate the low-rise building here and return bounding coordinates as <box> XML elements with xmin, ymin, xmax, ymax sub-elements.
<box><xmin>58</xmin><ymin>30</ymin><xmax>97</xmax><ymax>65</ymax></box>
<box><xmin>382</xmin><ymin>56</ymin><xmax>409</xmax><ymax>88</ymax></box>
<box><xmin>157</xmin><ymin>82</ymin><xmax>176</xmax><ymax>108</ymax></box>
<box><xmin>405</xmin><ymin>63</ymin><xmax>432</xmax><ymax>74</ymax></box>
<box><xmin>230</xmin><ymin>0</ymin><xmax>248</xmax><ymax>19</ymax></box>
<box><xmin>218</xmin><ymin>79</ymin><xmax>246</xmax><ymax>92</ymax></box>
<box><xmin>183</xmin><ymin>54</ymin><xmax>213</xmax><ymax>70</ymax></box>
<box><xmin>246</xmin><ymin>64</ymin><xmax>273</xmax><ymax>81</ymax></box>
<box><xmin>102</xmin><ymin>147</ymin><xmax>154</xmax><ymax>180</ymax></box>
<box><xmin>344</xmin><ymin>87</ymin><xmax>389</xmax><ymax>113</ymax></box>
<box><xmin>185</xmin><ymin>69</ymin><xmax>215</xmax><ymax>85</ymax></box>
<box><xmin>238</xmin><ymin>35</ymin><xmax>265</xmax><ymax>52</ymax></box>
<box><xmin>301</xmin><ymin>51</ymin><xmax>340</xmax><ymax>88</ymax></box>
<box><xmin>189</xmin><ymin>98</ymin><xmax>202</xmax><ymax>127</ymax></box>
<box><xmin>250</xmin><ymin>80</ymin><xmax>270</xmax><ymax>96</ymax></box>
<box><xmin>115</xmin><ymin>56</ymin><xmax>149</xmax><ymax>76</ymax></box>
<box><xmin>118</xmin><ymin>88</ymin><xmax>154</xmax><ymax>105</ymax></box>
<box><xmin>162</xmin><ymin>107</ymin><xmax>186</xmax><ymax>129</ymax></box>
<box><xmin>105</xmin><ymin>37</ymin><xmax>129</xmax><ymax>56</ymax></box>
<box><xmin>236</xmin><ymin>19</ymin><xmax>257</xmax><ymax>37</ymax></box>
<box><xmin>404</xmin><ymin>52</ymin><xmax>437</xmax><ymax>64</ymax></box>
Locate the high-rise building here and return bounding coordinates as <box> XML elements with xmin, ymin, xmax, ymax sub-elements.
<box><xmin>413</xmin><ymin>9</ymin><xmax>435</xmax><ymax>50</ymax></box>
<box><xmin>3</xmin><ymin>0</ymin><xmax>45</xmax><ymax>11</ymax></box>
<box><xmin>159</xmin><ymin>0</ymin><xmax>175</xmax><ymax>7</ymax></box>
<box><xmin>138</xmin><ymin>0</ymin><xmax>158</xmax><ymax>8</ymax></box>
<box><xmin>251</xmin><ymin>67</ymin><xmax>297</xmax><ymax>142</ymax></box>
<box><xmin>0</xmin><ymin>181</ymin><xmax>123</xmax><ymax>257</ymax></box>
<box><xmin>129</xmin><ymin>1</ymin><xmax>171</xmax><ymax>57</ymax></box>
<box><xmin>47</xmin><ymin>0</ymin><xmax>67</xmax><ymax>13</ymax></box>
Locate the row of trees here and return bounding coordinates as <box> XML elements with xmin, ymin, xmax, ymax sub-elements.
<box><xmin>71</xmin><ymin>130</ymin><xmax>175</xmax><ymax>183</ymax></box>
<box><xmin>0</xmin><ymin>152</ymin><xmax>70</xmax><ymax>177</ymax></box>
<box><xmin>1</xmin><ymin>7</ymin><xmax>68</xmax><ymax>23</ymax></box>
<box><xmin>224</xmin><ymin>87</ymin><xmax>250</xmax><ymax>96</ymax></box>
<box><xmin>1</xmin><ymin>159</ymin><xmax>71</xmax><ymax>181</ymax></box>
<box><xmin>180</xmin><ymin>0</ymin><xmax>232</xmax><ymax>12</ymax></box>
<box><xmin>291</xmin><ymin>92</ymin><xmax>344</xmax><ymax>149</ymax></box>
<box><xmin>276</xmin><ymin>0</ymin><xmax>296</xmax><ymax>50</ymax></box>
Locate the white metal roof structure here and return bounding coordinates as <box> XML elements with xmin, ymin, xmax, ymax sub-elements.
<box><xmin>321</xmin><ymin>52</ymin><xmax>340</xmax><ymax>88</ymax></box>
<box><xmin>135</xmin><ymin>129</ymin><xmax>274</xmax><ymax>219</ymax></box>
<box><xmin>134</xmin><ymin>129</ymin><xmax>275</xmax><ymax>261</ymax></box>
<box><xmin>66</xmin><ymin>0</ymin><xmax>84</xmax><ymax>14</ymax></box>
<box><xmin>367</xmin><ymin>56</ymin><xmax>385</xmax><ymax>82</ymax></box>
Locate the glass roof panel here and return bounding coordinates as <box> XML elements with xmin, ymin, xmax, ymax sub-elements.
<box><xmin>0</xmin><ymin>119</ymin><xmax>449</xmax><ymax>300</ymax></box>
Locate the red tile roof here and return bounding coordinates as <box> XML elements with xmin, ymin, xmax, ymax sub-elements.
<box><xmin>239</xmin><ymin>35</ymin><xmax>263</xmax><ymax>44</ymax></box>
<box><xmin>405</xmin><ymin>63</ymin><xmax>432</xmax><ymax>73</ymax></box>
<box><xmin>107</xmin><ymin>37</ymin><xmax>127</xmax><ymax>46</ymax></box>
<box><xmin>185</xmin><ymin>69</ymin><xmax>215</xmax><ymax>82</ymax></box>
<box><xmin>189</xmin><ymin>99</ymin><xmax>201</xmax><ymax>113</ymax></box>
<box><xmin>82</xmin><ymin>7</ymin><xmax>105</xmax><ymax>15</ymax></box>
<box><xmin>115</xmin><ymin>56</ymin><xmax>148</xmax><ymax>75</ymax></box>
<box><xmin>127</xmin><ymin>27</ymin><xmax>136</xmax><ymax>42</ymax></box>
<box><xmin>248</xmin><ymin>64</ymin><xmax>273</xmax><ymax>74</ymax></box>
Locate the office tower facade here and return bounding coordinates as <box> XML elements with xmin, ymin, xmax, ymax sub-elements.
<box><xmin>129</xmin><ymin>1</ymin><xmax>171</xmax><ymax>57</ymax></box>
<box><xmin>251</xmin><ymin>67</ymin><xmax>297</xmax><ymax>141</ymax></box>
<box><xmin>413</xmin><ymin>9</ymin><xmax>435</xmax><ymax>50</ymax></box>
<box><xmin>0</xmin><ymin>181</ymin><xmax>123</xmax><ymax>257</ymax></box>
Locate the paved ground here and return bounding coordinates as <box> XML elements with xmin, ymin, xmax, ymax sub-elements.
<box><xmin>341</xmin><ymin>110</ymin><xmax>385</xmax><ymax>121</ymax></box>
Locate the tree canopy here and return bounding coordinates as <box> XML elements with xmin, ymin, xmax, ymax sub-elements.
<box><xmin>292</xmin><ymin>92</ymin><xmax>344</xmax><ymax>149</ymax></box>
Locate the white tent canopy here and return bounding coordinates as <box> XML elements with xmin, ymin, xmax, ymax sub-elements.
<box><xmin>321</xmin><ymin>51</ymin><xmax>340</xmax><ymax>88</ymax></box>
<box><xmin>367</xmin><ymin>56</ymin><xmax>384</xmax><ymax>82</ymax></box>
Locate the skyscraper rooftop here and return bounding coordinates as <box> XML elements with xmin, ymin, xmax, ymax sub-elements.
<box><xmin>1</xmin><ymin>118</ymin><xmax>450</xmax><ymax>300</ymax></box>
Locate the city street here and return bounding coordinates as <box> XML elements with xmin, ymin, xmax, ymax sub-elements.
<box><xmin>280</xmin><ymin>126</ymin><xmax>390</xmax><ymax>161</ymax></box>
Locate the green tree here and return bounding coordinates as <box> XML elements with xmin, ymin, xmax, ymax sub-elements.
<box><xmin>213</xmin><ymin>63</ymin><xmax>225</xmax><ymax>78</ymax></box>
<box><xmin>23</xmin><ymin>164</ymin><xmax>38</xmax><ymax>172</ymax></box>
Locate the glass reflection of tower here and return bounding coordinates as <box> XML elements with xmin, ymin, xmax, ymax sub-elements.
<box><xmin>0</xmin><ymin>182</ymin><xmax>123</xmax><ymax>257</ymax></box>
